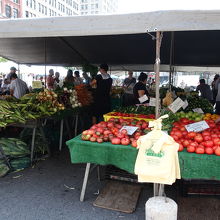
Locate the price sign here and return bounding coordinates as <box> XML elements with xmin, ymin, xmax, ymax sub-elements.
<box><xmin>182</xmin><ymin>100</ymin><xmax>188</xmax><ymax>110</ymax></box>
<box><xmin>168</xmin><ymin>97</ymin><xmax>185</xmax><ymax>113</ymax></box>
<box><xmin>120</xmin><ymin>126</ymin><xmax>138</xmax><ymax>135</ymax></box>
<box><xmin>149</xmin><ymin>97</ymin><xmax>158</xmax><ymax>107</ymax></box>
<box><xmin>138</xmin><ymin>95</ymin><xmax>148</xmax><ymax>103</ymax></box>
<box><xmin>32</xmin><ymin>81</ymin><xmax>43</xmax><ymax>89</ymax></box>
<box><xmin>193</xmin><ymin>108</ymin><xmax>204</xmax><ymax>113</ymax></box>
<box><xmin>185</xmin><ymin>120</ymin><xmax>209</xmax><ymax>132</ymax></box>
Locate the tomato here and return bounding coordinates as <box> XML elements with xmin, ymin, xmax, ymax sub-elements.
<box><xmin>202</xmin><ymin>131</ymin><xmax>210</xmax><ymax>136</ymax></box>
<box><xmin>214</xmin><ymin>147</ymin><xmax>220</xmax><ymax>156</ymax></box>
<box><xmin>171</xmin><ymin>135</ymin><xmax>179</xmax><ymax>141</ymax></box>
<box><xmin>90</xmin><ymin>137</ymin><xmax>97</xmax><ymax>142</ymax></box>
<box><xmin>194</xmin><ymin>135</ymin><xmax>203</xmax><ymax>143</ymax></box>
<box><xmin>182</xmin><ymin>140</ymin><xmax>190</xmax><ymax>148</ymax></box>
<box><xmin>170</xmin><ymin>131</ymin><xmax>175</xmax><ymax>136</ymax></box>
<box><xmin>187</xmin><ymin>132</ymin><xmax>196</xmax><ymax>139</ymax></box>
<box><xmin>111</xmin><ymin>137</ymin><xmax>121</xmax><ymax>145</ymax></box>
<box><xmin>204</xmin><ymin>141</ymin><xmax>214</xmax><ymax>148</ymax></box>
<box><xmin>205</xmin><ymin>147</ymin><xmax>214</xmax><ymax>155</ymax></box>
<box><xmin>174</xmin><ymin>131</ymin><xmax>182</xmax><ymax>138</ymax></box>
<box><xmin>172</xmin><ymin>127</ymin><xmax>179</xmax><ymax>131</ymax></box>
<box><xmin>179</xmin><ymin>126</ymin><xmax>186</xmax><ymax>131</ymax></box>
<box><xmin>121</xmin><ymin>129</ymin><xmax>128</xmax><ymax>135</ymax></box>
<box><xmin>97</xmin><ymin>138</ymin><xmax>103</xmax><ymax>143</ymax></box>
<box><xmin>131</xmin><ymin>140</ymin><xmax>137</xmax><ymax>148</ymax></box>
<box><xmin>203</xmin><ymin>135</ymin><xmax>212</xmax><ymax>141</ymax></box>
<box><xmin>213</xmin><ymin>138</ymin><xmax>220</xmax><ymax>145</ymax></box>
<box><xmin>211</xmin><ymin>134</ymin><xmax>218</xmax><ymax>139</ymax></box>
<box><xmin>182</xmin><ymin>131</ymin><xmax>188</xmax><ymax>136</ymax></box>
<box><xmin>195</xmin><ymin>147</ymin><xmax>205</xmax><ymax>154</ymax></box>
<box><xmin>121</xmin><ymin>138</ymin><xmax>130</xmax><ymax>145</ymax></box>
<box><xmin>187</xmin><ymin>145</ymin><xmax>195</xmax><ymax>153</ymax></box>
<box><xmin>178</xmin><ymin>144</ymin><xmax>184</xmax><ymax>152</ymax></box>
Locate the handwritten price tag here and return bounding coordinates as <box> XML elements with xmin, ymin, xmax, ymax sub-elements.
<box><xmin>168</xmin><ymin>97</ymin><xmax>185</xmax><ymax>113</ymax></box>
<box><xmin>32</xmin><ymin>81</ymin><xmax>43</xmax><ymax>89</ymax></box>
<box><xmin>193</xmin><ymin>108</ymin><xmax>204</xmax><ymax>113</ymax></box>
<box><xmin>149</xmin><ymin>97</ymin><xmax>158</xmax><ymax>107</ymax></box>
<box><xmin>182</xmin><ymin>100</ymin><xmax>188</xmax><ymax>110</ymax></box>
<box><xmin>120</xmin><ymin>126</ymin><xmax>138</xmax><ymax>135</ymax></box>
<box><xmin>139</xmin><ymin>95</ymin><xmax>148</xmax><ymax>103</ymax></box>
<box><xmin>185</xmin><ymin>120</ymin><xmax>209</xmax><ymax>132</ymax></box>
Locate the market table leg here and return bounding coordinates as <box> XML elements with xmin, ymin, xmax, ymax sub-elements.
<box><xmin>80</xmin><ymin>163</ymin><xmax>91</xmax><ymax>202</ymax></box>
<box><xmin>39</xmin><ymin>126</ymin><xmax>51</xmax><ymax>157</ymax></box>
<box><xmin>30</xmin><ymin>127</ymin><xmax>36</xmax><ymax>163</ymax></box>
<box><xmin>59</xmin><ymin>119</ymin><xmax>64</xmax><ymax>151</ymax></box>
<box><xmin>74</xmin><ymin>114</ymin><xmax>79</xmax><ymax>137</ymax></box>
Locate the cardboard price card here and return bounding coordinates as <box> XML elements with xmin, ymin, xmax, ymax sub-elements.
<box><xmin>120</xmin><ymin>126</ymin><xmax>138</xmax><ymax>135</ymax></box>
<box><xmin>138</xmin><ymin>95</ymin><xmax>148</xmax><ymax>103</ymax></box>
<box><xmin>32</xmin><ymin>81</ymin><xmax>43</xmax><ymax>89</ymax></box>
<box><xmin>185</xmin><ymin>120</ymin><xmax>209</xmax><ymax>133</ymax></box>
<box><xmin>182</xmin><ymin>100</ymin><xmax>188</xmax><ymax>110</ymax></box>
<box><xmin>168</xmin><ymin>97</ymin><xmax>185</xmax><ymax>113</ymax></box>
<box><xmin>149</xmin><ymin>97</ymin><xmax>158</xmax><ymax>107</ymax></box>
<box><xmin>193</xmin><ymin>108</ymin><xmax>204</xmax><ymax>114</ymax></box>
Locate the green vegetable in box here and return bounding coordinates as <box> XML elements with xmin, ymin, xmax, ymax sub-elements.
<box><xmin>114</xmin><ymin>106</ymin><xmax>155</xmax><ymax>115</ymax></box>
<box><xmin>0</xmin><ymin>162</ymin><xmax>10</xmax><ymax>177</ymax></box>
<box><xmin>10</xmin><ymin>157</ymin><xmax>30</xmax><ymax>171</ymax></box>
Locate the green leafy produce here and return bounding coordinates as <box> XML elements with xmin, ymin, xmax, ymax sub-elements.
<box><xmin>184</xmin><ymin>96</ymin><xmax>213</xmax><ymax>113</ymax></box>
<box><xmin>10</xmin><ymin>157</ymin><xmax>30</xmax><ymax>171</ymax></box>
<box><xmin>160</xmin><ymin>108</ymin><xmax>178</xmax><ymax>131</ymax></box>
<box><xmin>114</xmin><ymin>106</ymin><xmax>155</xmax><ymax>115</ymax></box>
<box><xmin>0</xmin><ymin>162</ymin><xmax>9</xmax><ymax>177</ymax></box>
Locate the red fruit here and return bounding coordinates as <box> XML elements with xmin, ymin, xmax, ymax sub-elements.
<box><xmin>111</xmin><ymin>137</ymin><xmax>121</xmax><ymax>145</ymax></box>
<box><xmin>205</xmin><ymin>147</ymin><xmax>214</xmax><ymax>155</ymax></box>
<box><xmin>211</xmin><ymin>134</ymin><xmax>218</xmax><ymax>138</ymax></box>
<box><xmin>203</xmin><ymin>135</ymin><xmax>212</xmax><ymax>141</ymax></box>
<box><xmin>178</xmin><ymin>144</ymin><xmax>184</xmax><ymax>152</ymax></box>
<box><xmin>195</xmin><ymin>147</ymin><xmax>205</xmax><ymax>154</ymax></box>
<box><xmin>95</xmin><ymin>131</ymin><xmax>101</xmax><ymax>136</ymax></box>
<box><xmin>141</xmin><ymin>122</ymin><xmax>148</xmax><ymax>129</ymax></box>
<box><xmin>96</xmin><ymin>127</ymin><xmax>104</xmax><ymax>133</ymax></box>
<box><xmin>121</xmin><ymin>138</ymin><xmax>130</xmax><ymax>145</ymax></box>
<box><xmin>182</xmin><ymin>131</ymin><xmax>188</xmax><ymax>136</ymax></box>
<box><xmin>214</xmin><ymin>147</ymin><xmax>220</xmax><ymax>156</ymax></box>
<box><xmin>82</xmin><ymin>130</ymin><xmax>88</xmax><ymax>135</ymax></box>
<box><xmin>187</xmin><ymin>145</ymin><xmax>195</xmax><ymax>153</ymax></box>
<box><xmin>182</xmin><ymin>140</ymin><xmax>190</xmax><ymax>148</ymax></box>
<box><xmin>213</xmin><ymin>138</ymin><xmax>220</xmax><ymax>145</ymax></box>
<box><xmin>204</xmin><ymin>141</ymin><xmax>214</xmax><ymax>148</ymax></box>
<box><xmin>88</xmin><ymin>129</ymin><xmax>95</xmax><ymax>135</ymax></box>
<box><xmin>131</xmin><ymin>140</ymin><xmax>137</xmax><ymax>148</ymax></box>
<box><xmin>103</xmin><ymin>130</ymin><xmax>111</xmax><ymax>136</ymax></box>
<box><xmin>90</xmin><ymin>137</ymin><xmax>96</xmax><ymax>142</ymax></box>
<box><xmin>121</xmin><ymin>129</ymin><xmax>128</xmax><ymax>135</ymax></box>
<box><xmin>188</xmin><ymin>132</ymin><xmax>196</xmax><ymax>139</ymax></box>
<box><xmin>97</xmin><ymin>138</ymin><xmax>103</xmax><ymax>143</ymax></box>
<box><xmin>174</xmin><ymin>131</ymin><xmax>182</xmax><ymax>138</ymax></box>
<box><xmin>107</xmin><ymin>122</ymin><xmax>114</xmax><ymax>128</ymax></box>
<box><xmin>103</xmin><ymin>137</ymin><xmax>109</xmax><ymax>142</ymax></box>
<box><xmin>93</xmin><ymin>134</ymin><xmax>99</xmax><ymax>138</ymax></box>
<box><xmin>171</xmin><ymin>135</ymin><xmax>179</xmax><ymax>141</ymax></box>
<box><xmin>91</xmin><ymin>125</ymin><xmax>98</xmax><ymax>130</ymax></box>
<box><xmin>116</xmin><ymin>124</ymin><xmax>122</xmax><ymax>129</ymax></box>
<box><xmin>117</xmin><ymin>133</ymin><xmax>125</xmax><ymax>139</ymax></box>
<box><xmin>194</xmin><ymin>135</ymin><xmax>203</xmax><ymax>143</ymax></box>
<box><xmin>135</xmin><ymin>135</ymin><xmax>141</xmax><ymax>140</ymax></box>
<box><xmin>202</xmin><ymin>131</ymin><xmax>210</xmax><ymax>136</ymax></box>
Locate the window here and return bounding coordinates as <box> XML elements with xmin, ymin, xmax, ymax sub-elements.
<box><xmin>45</xmin><ymin>7</ymin><xmax>47</xmax><ymax>15</ymax></box>
<box><xmin>81</xmin><ymin>5</ymin><xmax>84</xmax><ymax>10</ymax></box>
<box><xmin>33</xmin><ymin>0</ymin><xmax>36</xmax><ymax>9</ymax></box>
<box><xmin>42</xmin><ymin>5</ymin><xmax>44</xmax><ymax>14</ymax></box>
<box><xmin>38</xmin><ymin>3</ymin><xmax>41</xmax><ymax>12</ymax></box>
<box><xmin>13</xmin><ymin>8</ymin><xmax>18</xmax><ymax>18</ymax></box>
<box><xmin>30</xmin><ymin>0</ymin><xmax>32</xmax><ymax>8</ymax></box>
<box><xmin>96</xmin><ymin>3</ymin><xmax>98</xmax><ymax>9</ymax></box>
<box><xmin>84</xmin><ymin>4</ymin><xmax>88</xmax><ymax>10</ymax></box>
<box><xmin>5</xmin><ymin>5</ymin><xmax>11</xmax><ymax>18</ymax></box>
<box><xmin>13</xmin><ymin>0</ymin><xmax>19</xmax><ymax>4</ymax></box>
<box><xmin>26</xmin><ymin>0</ymin><xmax>28</xmax><ymax>6</ymax></box>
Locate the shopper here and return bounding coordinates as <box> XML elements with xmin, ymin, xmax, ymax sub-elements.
<box><xmin>133</xmin><ymin>72</ymin><xmax>149</xmax><ymax>104</ymax></box>
<box><xmin>54</xmin><ymin>72</ymin><xmax>60</xmax><ymax>89</ymax></box>
<box><xmin>82</xmin><ymin>72</ymin><xmax>92</xmax><ymax>86</ymax></box>
<box><xmin>6</xmin><ymin>67</ymin><xmax>17</xmax><ymax>83</ymax></box>
<box><xmin>9</xmin><ymin>73</ymin><xmax>28</xmax><ymax>99</ymax></box>
<box><xmin>196</xmin><ymin>79</ymin><xmax>213</xmax><ymax>103</ymax></box>
<box><xmin>47</xmin><ymin>69</ymin><xmax>55</xmax><ymax>90</ymax></box>
<box><xmin>90</xmin><ymin>63</ymin><xmax>113</xmax><ymax>124</ymax></box>
<box><xmin>212</xmin><ymin>74</ymin><xmax>219</xmax><ymax>104</ymax></box>
<box><xmin>0</xmin><ymin>78</ymin><xmax>10</xmax><ymax>95</ymax></box>
<box><xmin>64</xmin><ymin>69</ymin><xmax>75</xmax><ymax>87</ymax></box>
<box><xmin>74</xmin><ymin>71</ymin><xmax>83</xmax><ymax>86</ymax></box>
<box><xmin>122</xmin><ymin>71</ymin><xmax>136</xmax><ymax>106</ymax></box>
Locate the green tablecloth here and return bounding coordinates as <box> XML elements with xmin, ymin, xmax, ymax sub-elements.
<box><xmin>66</xmin><ymin>135</ymin><xmax>220</xmax><ymax>181</ymax></box>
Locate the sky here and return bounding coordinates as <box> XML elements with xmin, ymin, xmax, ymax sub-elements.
<box><xmin>118</xmin><ymin>0</ymin><xmax>220</xmax><ymax>13</ymax></box>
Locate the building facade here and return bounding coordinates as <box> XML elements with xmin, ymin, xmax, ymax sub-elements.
<box><xmin>80</xmin><ymin>0</ymin><xmax>118</xmax><ymax>15</ymax></box>
<box><xmin>23</xmin><ymin>0</ymin><xmax>80</xmax><ymax>18</ymax></box>
<box><xmin>0</xmin><ymin>0</ymin><xmax>22</xmax><ymax>18</ymax></box>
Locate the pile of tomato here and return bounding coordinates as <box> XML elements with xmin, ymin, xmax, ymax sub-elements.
<box><xmin>81</xmin><ymin>118</ymin><xmax>151</xmax><ymax>147</ymax></box>
<box><xmin>108</xmin><ymin>112</ymin><xmax>155</xmax><ymax>119</ymax></box>
<box><xmin>170</xmin><ymin>118</ymin><xmax>220</xmax><ymax>156</ymax></box>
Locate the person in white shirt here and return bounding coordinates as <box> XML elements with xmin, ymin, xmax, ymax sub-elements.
<box><xmin>10</xmin><ymin>73</ymin><xmax>28</xmax><ymax>99</ymax></box>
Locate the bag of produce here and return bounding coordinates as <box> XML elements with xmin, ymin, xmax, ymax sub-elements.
<box><xmin>10</xmin><ymin>156</ymin><xmax>30</xmax><ymax>171</ymax></box>
<box><xmin>0</xmin><ymin>161</ymin><xmax>10</xmax><ymax>177</ymax></box>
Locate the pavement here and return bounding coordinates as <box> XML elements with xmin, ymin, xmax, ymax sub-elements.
<box><xmin>0</xmin><ymin>148</ymin><xmax>219</xmax><ymax>220</ymax></box>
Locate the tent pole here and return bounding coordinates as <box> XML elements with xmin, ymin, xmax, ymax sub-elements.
<box><xmin>44</xmin><ymin>39</ymin><xmax>47</xmax><ymax>88</ymax></box>
<box><xmin>155</xmin><ymin>31</ymin><xmax>162</xmax><ymax>119</ymax></box>
<box><xmin>169</xmin><ymin>32</ymin><xmax>174</xmax><ymax>90</ymax></box>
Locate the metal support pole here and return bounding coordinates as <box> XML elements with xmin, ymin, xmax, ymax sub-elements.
<box><xmin>80</xmin><ymin>163</ymin><xmax>91</xmax><ymax>202</ymax></box>
<box><xmin>44</xmin><ymin>39</ymin><xmax>47</xmax><ymax>88</ymax></box>
<box><xmin>169</xmin><ymin>32</ymin><xmax>174</xmax><ymax>90</ymax></box>
<box><xmin>59</xmin><ymin>119</ymin><xmax>64</xmax><ymax>151</ymax></box>
<box><xmin>75</xmin><ymin>114</ymin><xmax>79</xmax><ymax>137</ymax></box>
<box><xmin>31</xmin><ymin>127</ymin><xmax>36</xmax><ymax>163</ymax></box>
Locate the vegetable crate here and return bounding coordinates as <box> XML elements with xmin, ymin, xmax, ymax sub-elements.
<box><xmin>103</xmin><ymin>112</ymin><xmax>154</xmax><ymax>122</ymax></box>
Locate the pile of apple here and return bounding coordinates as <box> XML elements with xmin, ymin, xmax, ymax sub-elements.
<box><xmin>170</xmin><ymin>118</ymin><xmax>220</xmax><ymax>156</ymax></box>
<box><xmin>81</xmin><ymin>118</ymin><xmax>151</xmax><ymax>147</ymax></box>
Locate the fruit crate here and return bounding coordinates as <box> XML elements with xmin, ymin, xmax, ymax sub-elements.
<box><xmin>103</xmin><ymin>112</ymin><xmax>154</xmax><ymax>122</ymax></box>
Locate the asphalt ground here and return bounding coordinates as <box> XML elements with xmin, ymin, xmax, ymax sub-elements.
<box><xmin>0</xmin><ymin>149</ymin><xmax>219</xmax><ymax>220</ymax></box>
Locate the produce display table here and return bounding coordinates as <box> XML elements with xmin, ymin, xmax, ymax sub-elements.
<box><xmin>66</xmin><ymin>135</ymin><xmax>220</xmax><ymax>201</ymax></box>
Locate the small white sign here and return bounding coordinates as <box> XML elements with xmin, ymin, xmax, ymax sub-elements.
<box><xmin>182</xmin><ymin>100</ymin><xmax>188</xmax><ymax>110</ymax></box>
<box><xmin>168</xmin><ymin>97</ymin><xmax>185</xmax><ymax>113</ymax></box>
<box><xmin>120</xmin><ymin>126</ymin><xmax>138</xmax><ymax>135</ymax></box>
<box><xmin>139</xmin><ymin>95</ymin><xmax>148</xmax><ymax>103</ymax></box>
<box><xmin>185</xmin><ymin>120</ymin><xmax>209</xmax><ymax>132</ymax></box>
<box><xmin>149</xmin><ymin>97</ymin><xmax>157</xmax><ymax>107</ymax></box>
<box><xmin>193</xmin><ymin>108</ymin><xmax>204</xmax><ymax>113</ymax></box>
